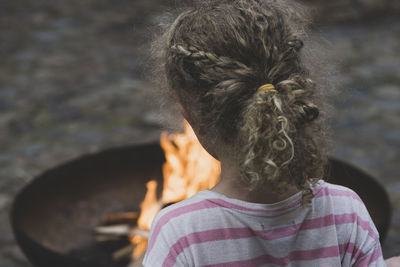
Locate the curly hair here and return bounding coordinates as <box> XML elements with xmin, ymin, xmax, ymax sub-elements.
<box><xmin>149</xmin><ymin>0</ymin><xmax>331</xmax><ymax>202</ymax></box>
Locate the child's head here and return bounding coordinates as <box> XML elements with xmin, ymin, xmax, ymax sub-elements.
<box><xmin>150</xmin><ymin>0</ymin><xmax>329</xmax><ymax>194</ymax></box>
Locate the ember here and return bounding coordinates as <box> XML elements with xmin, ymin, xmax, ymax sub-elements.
<box><xmin>96</xmin><ymin>120</ymin><xmax>221</xmax><ymax>265</ymax></box>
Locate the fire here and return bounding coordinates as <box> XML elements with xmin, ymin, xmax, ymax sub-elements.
<box><xmin>129</xmin><ymin>180</ymin><xmax>160</xmax><ymax>259</ymax></box>
<box><xmin>160</xmin><ymin>121</ymin><xmax>221</xmax><ymax>203</ymax></box>
<box><xmin>136</xmin><ymin>180</ymin><xmax>161</xmax><ymax>231</ymax></box>
<box><xmin>130</xmin><ymin>120</ymin><xmax>221</xmax><ymax>259</ymax></box>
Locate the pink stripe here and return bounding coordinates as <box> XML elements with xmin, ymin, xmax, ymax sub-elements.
<box><xmin>149</xmin><ymin>185</ymin><xmax>369</xmax><ymax>255</ymax></box>
<box><xmin>314</xmin><ymin>188</ymin><xmax>377</xmax><ymax>240</ymax></box>
<box><xmin>339</xmin><ymin>242</ymin><xmax>364</xmax><ymax>259</ymax></box>
<box><xmin>147</xmin><ymin>200</ymin><xmax>213</xmax><ymax>253</ymax></box>
<box><xmin>355</xmin><ymin>245</ymin><xmax>383</xmax><ymax>267</ymax></box>
<box><xmin>315</xmin><ymin>187</ymin><xmax>363</xmax><ymax>203</ymax></box>
<box><xmin>350</xmin><ymin>242</ymin><xmax>365</xmax><ymax>261</ymax></box>
<box><xmin>147</xmin><ymin>198</ymin><xmax>300</xmax><ymax>254</ymax></box>
<box><xmin>209</xmin><ymin>198</ymin><xmax>302</xmax><ymax>214</ymax></box>
<box><xmin>202</xmin><ymin>246</ymin><xmax>340</xmax><ymax>267</ymax></box>
<box><xmin>294</xmin><ymin>213</ymin><xmax>376</xmax><ymax>241</ymax></box>
<box><xmin>162</xmin><ymin>228</ymin><xmax>256</xmax><ymax>267</ymax></box>
<box><xmin>205</xmin><ymin>242</ymin><xmax>381</xmax><ymax>267</ymax></box>
<box><xmin>161</xmin><ymin>213</ymin><xmax>377</xmax><ymax>266</ymax></box>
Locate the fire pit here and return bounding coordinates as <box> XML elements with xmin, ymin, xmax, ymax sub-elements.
<box><xmin>11</xmin><ymin>142</ymin><xmax>391</xmax><ymax>267</ymax></box>
<box><xmin>11</xmin><ymin>143</ymin><xmax>164</xmax><ymax>267</ymax></box>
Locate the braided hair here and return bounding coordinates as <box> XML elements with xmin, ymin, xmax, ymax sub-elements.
<box><xmin>150</xmin><ymin>0</ymin><xmax>330</xmax><ymax>201</ymax></box>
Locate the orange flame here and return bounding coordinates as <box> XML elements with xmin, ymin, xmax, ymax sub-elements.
<box><xmin>161</xmin><ymin>121</ymin><xmax>221</xmax><ymax>204</ymax></box>
<box><xmin>131</xmin><ymin>120</ymin><xmax>221</xmax><ymax>259</ymax></box>
<box><xmin>137</xmin><ymin>180</ymin><xmax>162</xmax><ymax>231</ymax></box>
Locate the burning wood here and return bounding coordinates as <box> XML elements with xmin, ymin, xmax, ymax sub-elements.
<box><xmin>95</xmin><ymin>224</ymin><xmax>131</xmax><ymax>236</ymax></box>
<box><xmin>103</xmin><ymin>212</ymin><xmax>138</xmax><ymax>225</ymax></box>
<box><xmin>94</xmin><ymin>220</ymin><xmax>150</xmax><ymax>262</ymax></box>
<box><xmin>96</xmin><ymin>121</ymin><xmax>221</xmax><ymax>266</ymax></box>
<box><xmin>95</xmin><ymin>234</ymin><xmax>123</xmax><ymax>243</ymax></box>
<box><xmin>129</xmin><ymin>227</ymin><xmax>150</xmax><ymax>239</ymax></box>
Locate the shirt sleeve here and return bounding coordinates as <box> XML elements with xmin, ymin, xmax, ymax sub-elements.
<box><xmin>143</xmin><ymin>229</ymin><xmax>188</xmax><ymax>267</ymax></box>
<box><xmin>346</xmin><ymin>190</ymin><xmax>386</xmax><ymax>267</ymax></box>
<box><xmin>142</xmin><ymin>212</ymin><xmax>167</xmax><ymax>266</ymax></box>
<box><xmin>142</xmin><ymin>212</ymin><xmax>188</xmax><ymax>267</ymax></box>
<box><xmin>353</xmin><ymin>243</ymin><xmax>386</xmax><ymax>267</ymax></box>
<box><xmin>142</xmin><ymin>232</ymin><xmax>167</xmax><ymax>266</ymax></box>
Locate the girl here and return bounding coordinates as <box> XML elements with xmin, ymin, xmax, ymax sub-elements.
<box><xmin>143</xmin><ymin>0</ymin><xmax>386</xmax><ymax>266</ymax></box>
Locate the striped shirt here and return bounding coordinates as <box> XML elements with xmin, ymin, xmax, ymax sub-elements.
<box><xmin>143</xmin><ymin>180</ymin><xmax>385</xmax><ymax>266</ymax></box>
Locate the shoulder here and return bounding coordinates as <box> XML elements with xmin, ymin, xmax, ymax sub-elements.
<box><xmin>313</xmin><ymin>180</ymin><xmax>365</xmax><ymax>212</ymax></box>
<box><xmin>143</xmin><ymin>191</ymin><xmax>221</xmax><ymax>266</ymax></box>
<box><xmin>314</xmin><ymin>180</ymin><xmax>361</xmax><ymax>200</ymax></box>
<box><xmin>313</xmin><ymin>180</ymin><xmax>384</xmax><ymax>265</ymax></box>
<box><xmin>313</xmin><ymin>181</ymin><xmax>376</xmax><ymax>230</ymax></box>
<box><xmin>312</xmin><ymin>180</ymin><xmax>379</xmax><ymax>238</ymax></box>
<box><xmin>151</xmin><ymin>190</ymin><xmax>218</xmax><ymax>230</ymax></box>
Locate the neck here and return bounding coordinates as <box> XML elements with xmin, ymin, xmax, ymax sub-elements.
<box><xmin>211</xmin><ymin>157</ymin><xmax>300</xmax><ymax>204</ymax></box>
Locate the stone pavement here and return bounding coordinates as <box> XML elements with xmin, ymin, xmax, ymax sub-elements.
<box><xmin>321</xmin><ymin>20</ymin><xmax>400</xmax><ymax>258</ymax></box>
<box><xmin>0</xmin><ymin>1</ymin><xmax>399</xmax><ymax>266</ymax></box>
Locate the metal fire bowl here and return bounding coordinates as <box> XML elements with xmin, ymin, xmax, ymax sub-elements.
<box><xmin>11</xmin><ymin>143</ymin><xmax>391</xmax><ymax>267</ymax></box>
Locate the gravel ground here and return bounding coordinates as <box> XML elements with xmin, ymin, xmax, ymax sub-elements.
<box><xmin>0</xmin><ymin>1</ymin><xmax>399</xmax><ymax>266</ymax></box>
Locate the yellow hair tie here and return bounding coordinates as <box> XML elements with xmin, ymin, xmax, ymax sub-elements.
<box><xmin>257</xmin><ymin>83</ymin><xmax>277</xmax><ymax>93</ymax></box>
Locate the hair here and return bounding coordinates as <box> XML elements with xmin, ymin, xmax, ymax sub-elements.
<box><xmin>149</xmin><ymin>0</ymin><xmax>332</xmax><ymax>202</ymax></box>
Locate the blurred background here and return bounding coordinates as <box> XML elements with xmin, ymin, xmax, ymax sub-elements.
<box><xmin>0</xmin><ymin>0</ymin><xmax>399</xmax><ymax>266</ymax></box>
